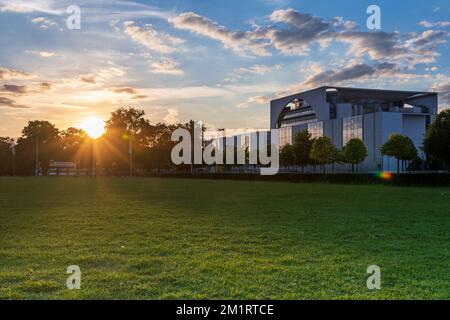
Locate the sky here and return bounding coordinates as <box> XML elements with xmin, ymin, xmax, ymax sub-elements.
<box><xmin>0</xmin><ymin>0</ymin><xmax>449</xmax><ymax>138</ymax></box>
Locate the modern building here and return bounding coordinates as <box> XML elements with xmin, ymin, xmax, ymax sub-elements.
<box><xmin>271</xmin><ymin>86</ymin><xmax>438</xmax><ymax>172</ymax></box>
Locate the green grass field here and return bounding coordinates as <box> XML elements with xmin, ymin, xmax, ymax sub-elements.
<box><xmin>0</xmin><ymin>177</ymin><xmax>448</xmax><ymax>300</ymax></box>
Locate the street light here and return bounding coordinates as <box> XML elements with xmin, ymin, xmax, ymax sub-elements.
<box><xmin>35</xmin><ymin>134</ymin><xmax>39</xmax><ymax>177</ymax></box>
<box><xmin>79</xmin><ymin>117</ymin><xmax>105</xmax><ymax>177</ymax></box>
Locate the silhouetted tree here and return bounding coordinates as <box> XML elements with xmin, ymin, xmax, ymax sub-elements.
<box><xmin>61</xmin><ymin>127</ymin><xmax>91</xmax><ymax>169</ymax></box>
<box><xmin>100</xmin><ymin>107</ymin><xmax>148</xmax><ymax>175</ymax></box>
<box><xmin>16</xmin><ymin>121</ymin><xmax>61</xmax><ymax>175</ymax></box>
<box><xmin>0</xmin><ymin>137</ymin><xmax>15</xmax><ymax>175</ymax></box>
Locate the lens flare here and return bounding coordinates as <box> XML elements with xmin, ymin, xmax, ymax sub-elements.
<box><xmin>376</xmin><ymin>172</ymin><xmax>393</xmax><ymax>180</ymax></box>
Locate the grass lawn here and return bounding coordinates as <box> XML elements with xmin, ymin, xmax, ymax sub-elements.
<box><xmin>0</xmin><ymin>177</ymin><xmax>448</xmax><ymax>300</ymax></box>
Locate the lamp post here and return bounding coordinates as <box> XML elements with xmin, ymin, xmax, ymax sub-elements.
<box><xmin>128</xmin><ymin>125</ymin><xmax>133</xmax><ymax>177</ymax></box>
<box><xmin>129</xmin><ymin>133</ymin><xmax>132</xmax><ymax>177</ymax></box>
<box><xmin>35</xmin><ymin>134</ymin><xmax>39</xmax><ymax>177</ymax></box>
<box><xmin>92</xmin><ymin>136</ymin><xmax>95</xmax><ymax>177</ymax></box>
<box><xmin>11</xmin><ymin>144</ymin><xmax>16</xmax><ymax>175</ymax></box>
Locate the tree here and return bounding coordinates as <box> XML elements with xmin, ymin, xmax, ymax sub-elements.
<box><xmin>280</xmin><ymin>144</ymin><xmax>295</xmax><ymax>169</ymax></box>
<box><xmin>381</xmin><ymin>134</ymin><xmax>417</xmax><ymax>173</ymax></box>
<box><xmin>293</xmin><ymin>130</ymin><xmax>313</xmax><ymax>172</ymax></box>
<box><xmin>343</xmin><ymin>138</ymin><xmax>368</xmax><ymax>173</ymax></box>
<box><xmin>423</xmin><ymin>109</ymin><xmax>450</xmax><ymax>168</ymax></box>
<box><xmin>310</xmin><ymin>136</ymin><xmax>337</xmax><ymax>173</ymax></box>
<box><xmin>15</xmin><ymin>121</ymin><xmax>61</xmax><ymax>175</ymax></box>
<box><xmin>101</xmin><ymin>107</ymin><xmax>148</xmax><ymax>174</ymax></box>
<box><xmin>330</xmin><ymin>147</ymin><xmax>344</xmax><ymax>173</ymax></box>
<box><xmin>61</xmin><ymin>127</ymin><xmax>90</xmax><ymax>169</ymax></box>
<box><xmin>0</xmin><ymin>137</ymin><xmax>15</xmax><ymax>175</ymax></box>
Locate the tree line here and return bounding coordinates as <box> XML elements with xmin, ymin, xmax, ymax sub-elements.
<box><xmin>0</xmin><ymin>108</ymin><xmax>200</xmax><ymax>175</ymax></box>
<box><xmin>280</xmin><ymin>109</ymin><xmax>450</xmax><ymax>174</ymax></box>
<box><xmin>1</xmin><ymin>108</ymin><xmax>450</xmax><ymax>175</ymax></box>
<box><xmin>279</xmin><ymin>131</ymin><xmax>368</xmax><ymax>173</ymax></box>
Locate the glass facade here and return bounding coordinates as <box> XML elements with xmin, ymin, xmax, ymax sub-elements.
<box><xmin>308</xmin><ymin>121</ymin><xmax>324</xmax><ymax>139</ymax></box>
<box><xmin>279</xmin><ymin>126</ymin><xmax>292</xmax><ymax>146</ymax></box>
<box><xmin>343</xmin><ymin>115</ymin><xmax>363</xmax><ymax>146</ymax></box>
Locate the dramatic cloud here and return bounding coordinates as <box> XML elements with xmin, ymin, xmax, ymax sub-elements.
<box><xmin>264</xmin><ymin>9</ymin><xmax>350</xmax><ymax>55</ymax></box>
<box><xmin>151</xmin><ymin>59</ymin><xmax>184</xmax><ymax>75</ymax></box>
<box><xmin>170</xmin><ymin>12</ymin><xmax>270</xmax><ymax>56</ymax></box>
<box><xmin>170</xmin><ymin>9</ymin><xmax>448</xmax><ymax>67</ymax></box>
<box><xmin>124</xmin><ymin>21</ymin><xmax>184</xmax><ymax>54</ymax></box>
<box><xmin>0</xmin><ymin>96</ymin><xmax>29</xmax><ymax>108</ymax></box>
<box><xmin>0</xmin><ymin>67</ymin><xmax>33</xmax><ymax>80</ymax></box>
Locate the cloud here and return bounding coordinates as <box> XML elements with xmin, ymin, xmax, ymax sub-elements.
<box><xmin>39</xmin><ymin>51</ymin><xmax>55</xmax><ymax>57</ymax></box>
<box><xmin>110</xmin><ymin>86</ymin><xmax>139</xmax><ymax>95</ymax></box>
<box><xmin>124</xmin><ymin>20</ymin><xmax>184</xmax><ymax>54</ymax></box>
<box><xmin>163</xmin><ymin>108</ymin><xmax>180</xmax><ymax>124</ymax></box>
<box><xmin>299</xmin><ymin>62</ymin><xmax>401</xmax><ymax>89</ymax></box>
<box><xmin>170</xmin><ymin>8</ymin><xmax>448</xmax><ymax>67</ymax></box>
<box><xmin>238</xmin><ymin>95</ymin><xmax>271</xmax><ymax>108</ymax></box>
<box><xmin>40</xmin><ymin>82</ymin><xmax>52</xmax><ymax>91</ymax></box>
<box><xmin>0</xmin><ymin>84</ymin><xmax>28</xmax><ymax>94</ymax></box>
<box><xmin>80</xmin><ymin>75</ymin><xmax>97</xmax><ymax>84</ymax></box>
<box><xmin>31</xmin><ymin>17</ymin><xmax>58</xmax><ymax>29</ymax></box>
<box><xmin>108</xmin><ymin>86</ymin><xmax>146</xmax><ymax>100</ymax></box>
<box><xmin>0</xmin><ymin>3</ymin><xmax>36</xmax><ymax>13</ymax></box>
<box><xmin>150</xmin><ymin>59</ymin><xmax>184</xmax><ymax>75</ymax></box>
<box><xmin>0</xmin><ymin>96</ymin><xmax>29</xmax><ymax>108</ymax></box>
<box><xmin>265</xmin><ymin>9</ymin><xmax>449</xmax><ymax>66</ymax></box>
<box><xmin>419</xmin><ymin>20</ymin><xmax>450</xmax><ymax>28</ymax></box>
<box><xmin>170</xmin><ymin>12</ymin><xmax>270</xmax><ymax>56</ymax></box>
<box><xmin>224</xmin><ymin>64</ymin><xmax>281</xmax><ymax>82</ymax></box>
<box><xmin>0</xmin><ymin>67</ymin><xmax>33</xmax><ymax>80</ymax></box>
<box><xmin>432</xmin><ymin>82</ymin><xmax>450</xmax><ymax>106</ymax></box>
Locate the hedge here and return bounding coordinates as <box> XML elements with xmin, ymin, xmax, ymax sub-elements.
<box><xmin>144</xmin><ymin>172</ymin><xmax>450</xmax><ymax>186</ymax></box>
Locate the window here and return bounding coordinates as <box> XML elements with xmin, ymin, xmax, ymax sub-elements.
<box><xmin>279</xmin><ymin>126</ymin><xmax>292</xmax><ymax>146</ymax></box>
<box><xmin>343</xmin><ymin>115</ymin><xmax>363</xmax><ymax>146</ymax></box>
<box><xmin>308</xmin><ymin>122</ymin><xmax>324</xmax><ymax>139</ymax></box>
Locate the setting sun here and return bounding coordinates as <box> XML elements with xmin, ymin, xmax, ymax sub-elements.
<box><xmin>79</xmin><ymin>117</ymin><xmax>105</xmax><ymax>139</ymax></box>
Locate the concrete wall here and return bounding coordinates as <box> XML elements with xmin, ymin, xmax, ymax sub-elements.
<box><xmin>402</xmin><ymin>115</ymin><xmax>427</xmax><ymax>159</ymax></box>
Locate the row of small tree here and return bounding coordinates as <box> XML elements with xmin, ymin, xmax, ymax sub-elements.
<box><xmin>279</xmin><ymin>109</ymin><xmax>450</xmax><ymax>174</ymax></box>
<box><xmin>279</xmin><ymin>131</ymin><xmax>368</xmax><ymax>173</ymax></box>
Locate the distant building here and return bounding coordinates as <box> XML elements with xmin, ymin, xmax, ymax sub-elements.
<box><xmin>271</xmin><ymin>86</ymin><xmax>438</xmax><ymax>172</ymax></box>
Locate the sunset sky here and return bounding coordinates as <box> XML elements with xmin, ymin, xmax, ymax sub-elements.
<box><xmin>0</xmin><ymin>0</ymin><xmax>449</xmax><ymax>138</ymax></box>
